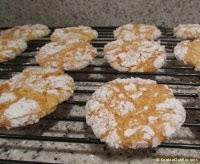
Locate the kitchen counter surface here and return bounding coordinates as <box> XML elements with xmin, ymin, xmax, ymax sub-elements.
<box><xmin>0</xmin><ymin>0</ymin><xmax>200</xmax><ymax>27</ymax></box>
<box><xmin>0</xmin><ymin>1</ymin><xmax>200</xmax><ymax>161</ymax></box>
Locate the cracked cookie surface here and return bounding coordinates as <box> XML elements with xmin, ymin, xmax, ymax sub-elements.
<box><xmin>174</xmin><ymin>39</ymin><xmax>200</xmax><ymax>70</ymax></box>
<box><xmin>36</xmin><ymin>40</ymin><xmax>97</xmax><ymax>70</ymax></box>
<box><xmin>0</xmin><ymin>38</ymin><xmax>27</xmax><ymax>62</ymax></box>
<box><xmin>114</xmin><ymin>24</ymin><xmax>161</xmax><ymax>40</ymax></box>
<box><xmin>86</xmin><ymin>78</ymin><xmax>186</xmax><ymax>149</ymax></box>
<box><xmin>0</xmin><ymin>67</ymin><xmax>75</xmax><ymax>129</ymax></box>
<box><xmin>104</xmin><ymin>39</ymin><xmax>166</xmax><ymax>72</ymax></box>
<box><xmin>0</xmin><ymin>24</ymin><xmax>50</xmax><ymax>41</ymax></box>
<box><xmin>50</xmin><ymin>26</ymin><xmax>98</xmax><ymax>42</ymax></box>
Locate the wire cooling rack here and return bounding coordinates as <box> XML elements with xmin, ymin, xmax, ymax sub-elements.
<box><xmin>0</xmin><ymin>27</ymin><xmax>200</xmax><ymax>163</ymax></box>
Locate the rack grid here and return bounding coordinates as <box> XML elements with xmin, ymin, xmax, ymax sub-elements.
<box><xmin>0</xmin><ymin>26</ymin><xmax>199</xmax><ymax>163</ymax></box>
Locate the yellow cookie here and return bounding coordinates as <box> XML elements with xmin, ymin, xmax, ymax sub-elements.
<box><xmin>0</xmin><ymin>24</ymin><xmax>50</xmax><ymax>41</ymax></box>
<box><xmin>0</xmin><ymin>67</ymin><xmax>75</xmax><ymax>129</ymax></box>
<box><xmin>174</xmin><ymin>39</ymin><xmax>200</xmax><ymax>70</ymax></box>
<box><xmin>0</xmin><ymin>38</ymin><xmax>27</xmax><ymax>62</ymax></box>
<box><xmin>36</xmin><ymin>40</ymin><xmax>97</xmax><ymax>70</ymax></box>
<box><xmin>114</xmin><ymin>24</ymin><xmax>161</xmax><ymax>40</ymax></box>
<box><xmin>50</xmin><ymin>26</ymin><xmax>98</xmax><ymax>42</ymax></box>
<box><xmin>104</xmin><ymin>39</ymin><xmax>166</xmax><ymax>72</ymax></box>
<box><xmin>86</xmin><ymin>78</ymin><xmax>186</xmax><ymax>149</ymax></box>
<box><xmin>174</xmin><ymin>24</ymin><xmax>200</xmax><ymax>39</ymax></box>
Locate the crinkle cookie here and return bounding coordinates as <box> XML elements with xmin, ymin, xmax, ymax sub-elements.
<box><xmin>104</xmin><ymin>39</ymin><xmax>166</xmax><ymax>72</ymax></box>
<box><xmin>0</xmin><ymin>67</ymin><xmax>75</xmax><ymax>129</ymax></box>
<box><xmin>174</xmin><ymin>24</ymin><xmax>200</xmax><ymax>39</ymax></box>
<box><xmin>86</xmin><ymin>78</ymin><xmax>186</xmax><ymax>149</ymax></box>
<box><xmin>114</xmin><ymin>24</ymin><xmax>161</xmax><ymax>40</ymax></box>
<box><xmin>0</xmin><ymin>38</ymin><xmax>27</xmax><ymax>62</ymax></box>
<box><xmin>174</xmin><ymin>39</ymin><xmax>200</xmax><ymax>70</ymax></box>
<box><xmin>0</xmin><ymin>24</ymin><xmax>50</xmax><ymax>41</ymax></box>
<box><xmin>36</xmin><ymin>40</ymin><xmax>97</xmax><ymax>70</ymax></box>
<box><xmin>50</xmin><ymin>26</ymin><xmax>98</xmax><ymax>42</ymax></box>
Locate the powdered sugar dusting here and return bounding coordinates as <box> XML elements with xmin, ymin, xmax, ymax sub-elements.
<box><xmin>105</xmin><ymin>129</ymin><xmax>121</xmax><ymax>148</ymax></box>
<box><xmin>174</xmin><ymin>41</ymin><xmax>189</xmax><ymax>62</ymax></box>
<box><xmin>51</xmin><ymin>26</ymin><xmax>98</xmax><ymax>42</ymax></box>
<box><xmin>0</xmin><ymin>92</ymin><xmax>16</xmax><ymax>104</ymax></box>
<box><xmin>104</xmin><ymin>39</ymin><xmax>166</xmax><ymax>72</ymax></box>
<box><xmin>174</xmin><ymin>24</ymin><xmax>200</xmax><ymax>39</ymax></box>
<box><xmin>152</xmin><ymin>137</ymin><xmax>161</xmax><ymax>147</ymax></box>
<box><xmin>0</xmin><ymin>24</ymin><xmax>50</xmax><ymax>41</ymax></box>
<box><xmin>86</xmin><ymin>77</ymin><xmax>186</xmax><ymax>149</ymax></box>
<box><xmin>148</xmin><ymin>116</ymin><xmax>157</xmax><ymax>123</ymax></box>
<box><xmin>114</xmin><ymin>24</ymin><xmax>161</xmax><ymax>40</ymax></box>
<box><xmin>4</xmin><ymin>98</ymin><xmax>42</xmax><ymax>127</ymax></box>
<box><xmin>39</xmin><ymin>42</ymin><xmax>65</xmax><ymax>55</ymax></box>
<box><xmin>142</xmin><ymin>126</ymin><xmax>155</xmax><ymax>139</ymax></box>
<box><xmin>86</xmin><ymin>108</ymin><xmax>117</xmax><ymax>139</ymax></box>
<box><xmin>0</xmin><ymin>67</ymin><xmax>75</xmax><ymax>129</ymax></box>
<box><xmin>154</xmin><ymin>54</ymin><xmax>166</xmax><ymax>69</ymax></box>
<box><xmin>156</xmin><ymin>98</ymin><xmax>186</xmax><ymax>137</ymax></box>
<box><xmin>130</xmin><ymin>92</ymin><xmax>142</xmax><ymax>100</ymax></box>
<box><xmin>0</xmin><ymin>38</ymin><xmax>27</xmax><ymax>62</ymax></box>
<box><xmin>36</xmin><ymin>40</ymin><xmax>97</xmax><ymax>70</ymax></box>
<box><xmin>124</xmin><ymin>83</ymin><xmax>136</xmax><ymax>91</ymax></box>
<box><xmin>124</xmin><ymin>127</ymin><xmax>141</xmax><ymax>137</ymax></box>
<box><xmin>117</xmin><ymin>101</ymin><xmax>135</xmax><ymax>116</ymax></box>
<box><xmin>174</xmin><ymin>39</ymin><xmax>200</xmax><ymax>71</ymax></box>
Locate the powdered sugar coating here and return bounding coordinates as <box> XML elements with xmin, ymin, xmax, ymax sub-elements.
<box><xmin>114</xmin><ymin>24</ymin><xmax>161</xmax><ymax>40</ymax></box>
<box><xmin>0</xmin><ymin>92</ymin><xmax>16</xmax><ymax>104</ymax></box>
<box><xmin>4</xmin><ymin>98</ymin><xmax>42</xmax><ymax>128</ymax></box>
<box><xmin>86</xmin><ymin>77</ymin><xmax>185</xmax><ymax>149</ymax></box>
<box><xmin>174</xmin><ymin>39</ymin><xmax>200</xmax><ymax>70</ymax></box>
<box><xmin>104</xmin><ymin>39</ymin><xmax>166</xmax><ymax>72</ymax></box>
<box><xmin>0</xmin><ymin>67</ymin><xmax>75</xmax><ymax>129</ymax></box>
<box><xmin>0</xmin><ymin>38</ymin><xmax>27</xmax><ymax>62</ymax></box>
<box><xmin>36</xmin><ymin>40</ymin><xmax>97</xmax><ymax>70</ymax></box>
<box><xmin>51</xmin><ymin>26</ymin><xmax>98</xmax><ymax>42</ymax></box>
<box><xmin>0</xmin><ymin>24</ymin><xmax>50</xmax><ymax>41</ymax></box>
<box><xmin>174</xmin><ymin>24</ymin><xmax>200</xmax><ymax>39</ymax></box>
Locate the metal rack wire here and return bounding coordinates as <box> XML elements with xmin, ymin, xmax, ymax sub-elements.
<box><xmin>0</xmin><ymin>27</ymin><xmax>200</xmax><ymax>163</ymax></box>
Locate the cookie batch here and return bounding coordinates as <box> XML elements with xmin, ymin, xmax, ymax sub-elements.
<box><xmin>0</xmin><ymin>24</ymin><xmax>50</xmax><ymax>62</ymax></box>
<box><xmin>105</xmin><ymin>24</ymin><xmax>165</xmax><ymax>72</ymax></box>
<box><xmin>2</xmin><ymin>23</ymin><xmax>199</xmax><ymax>149</ymax></box>
<box><xmin>173</xmin><ymin>24</ymin><xmax>200</xmax><ymax>71</ymax></box>
<box><xmin>37</xmin><ymin>26</ymin><xmax>98</xmax><ymax>70</ymax></box>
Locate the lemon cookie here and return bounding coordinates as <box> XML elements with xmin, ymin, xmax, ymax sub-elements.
<box><xmin>114</xmin><ymin>24</ymin><xmax>161</xmax><ymax>40</ymax></box>
<box><xmin>86</xmin><ymin>78</ymin><xmax>186</xmax><ymax>149</ymax></box>
<box><xmin>104</xmin><ymin>39</ymin><xmax>166</xmax><ymax>72</ymax></box>
<box><xmin>36</xmin><ymin>40</ymin><xmax>97</xmax><ymax>70</ymax></box>
<box><xmin>0</xmin><ymin>24</ymin><xmax>50</xmax><ymax>41</ymax></box>
<box><xmin>50</xmin><ymin>26</ymin><xmax>98</xmax><ymax>42</ymax></box>
<box><xmin>0</xmin><ymin>38</ymin><xmax>27</xmax><ymax>62</ymax></box>
<box><xmin>174</xmin><ymin>24</ymin><xmax>200</xmax><ymax>39</ymax></box>
<box><xmin>0</xmin><ymin>67</ymin><xmax>75</xmax><ymax>129</ymax></box>
<box><xmin>174</xmin><ymin>39</ymin><xmax>200</xmax><ymax>70</ymax></box>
